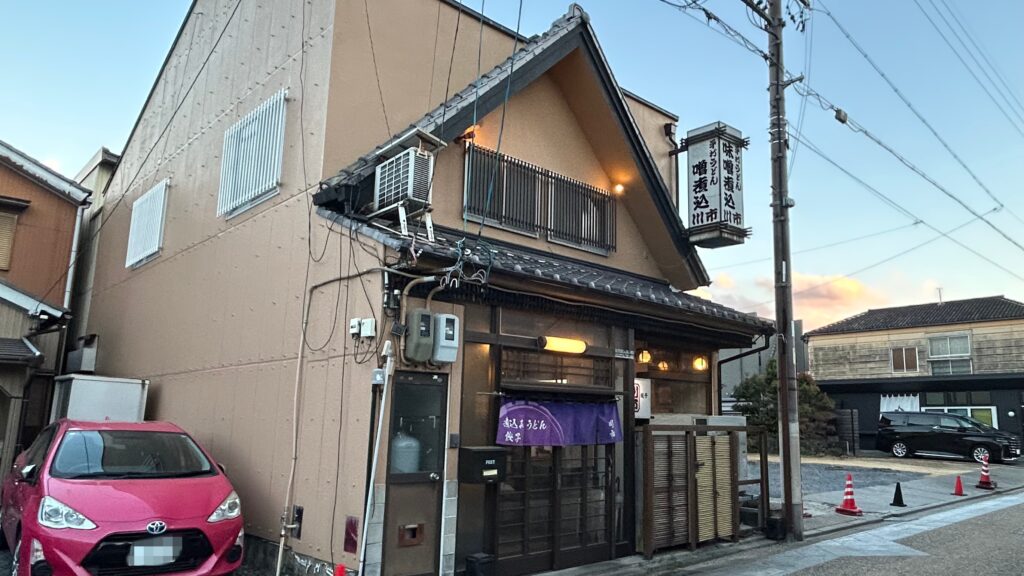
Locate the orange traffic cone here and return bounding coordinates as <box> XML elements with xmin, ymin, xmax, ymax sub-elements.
<box><xmin>977</xmin><ymin>454</ymin><xmax>997</xmax><ymax>490</ymax></box>
<box><xmin>952</xmin><ymin>475</ymin><xmax>965</xmax><ymax>496</ymax></box>
<box><xmin>835</xmin><ymin>473</ymin><xmax>864</xmax><ymax>516</ymax></box>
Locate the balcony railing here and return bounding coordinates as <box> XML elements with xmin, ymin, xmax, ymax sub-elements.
<box><xmin>464</xmin><ymin>143</ymin><xmax>617</xmax><ymax>253</ymax></box>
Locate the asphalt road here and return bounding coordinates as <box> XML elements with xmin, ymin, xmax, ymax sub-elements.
<box><xmin>792</xmin><ymin>500</ymin><xmax>1024</xmax><ymax>575</ymax></box>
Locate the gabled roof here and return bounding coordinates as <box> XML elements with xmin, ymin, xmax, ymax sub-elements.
<box><xmin>318</xmin><ymin>5</ymin><xmax>709</xmax><ymax>285</ymax></box>
<box><xmin>0</xmin><ymin>277</ymin><xmax>66</xmax><ymax>318</ymax></box>
<box><xmin>0</xmin><ymin>139</ymin><xmax>90</xmax><ymax>205</ymax></box>
<box><xmin>805</xmin><ymin>296</ymin><xmax>1024</xmax><ymax>337</ymax></box>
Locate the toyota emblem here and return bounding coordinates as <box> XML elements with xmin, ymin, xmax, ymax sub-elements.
<box><xmin>146</xmin><ymin>521</ymin><xmax>168</xmax><ymax>535</ymax></box>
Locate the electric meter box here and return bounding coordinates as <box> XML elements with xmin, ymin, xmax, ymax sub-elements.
<box><xmin>432</xmin><ymin>313</ymin><xmax>459</xmax><ymax>364</ymax></box>
<box><xmin>405</xmin><ymin>308</ymin><xmax>434</xmax><ymax>362</ymax></box>
<box><xmin>458</xmin><ymin>446</ymin><xmax>507</xmax><ymax>484</ymax></box>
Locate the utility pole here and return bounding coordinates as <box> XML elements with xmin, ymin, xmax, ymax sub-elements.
<box><xmin>742</xmin><ymin>0</ymin><xmax>806</xmax><ymax>540</ymax></box>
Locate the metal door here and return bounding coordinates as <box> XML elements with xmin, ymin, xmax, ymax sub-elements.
<box><xmin>382</xmin><ymin>372</ymin><xmax>448</xmax><ymax>576</ymax></box>
<box><xmin>496</xmin><ymin>445</ymin><xmax>614</xmax><ymax>575</ymax></box>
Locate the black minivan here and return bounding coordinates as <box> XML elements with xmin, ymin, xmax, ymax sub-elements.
<box><xmin>876</xmin><ymin>411</ymin><xmax>1022</xmax><ymax>463</ymax></box>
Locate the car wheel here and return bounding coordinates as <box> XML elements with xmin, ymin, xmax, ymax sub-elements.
<box><xmin>10</xmin><ymin>537</ymin><xmax>19</xmax><ymax>576</ymax></box>
<box><xmin>971</xmin><ymin>445</ymin><xmax>992</xmax><ymax>463</ymax></box>
<box><xmin>891</xmin><ymin>441</ymin><xmax>910</xmax><ymax>458</ymax></box>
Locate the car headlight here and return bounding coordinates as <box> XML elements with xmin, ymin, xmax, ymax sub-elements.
<box><xmin>38</xmin><ymin>496</ymin><xmax>96</xmax><ymax>530</ymax></box>
<box><xmin>208</xmin><ymin>491</ymin><xmax>242</xmax><ymax>523</ymax></box>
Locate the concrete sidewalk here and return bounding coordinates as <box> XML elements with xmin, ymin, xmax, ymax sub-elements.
<box><xmin>801</xmin><ymin>459</ymin><xmax>1024</xmax><ymax>535</ymax></box>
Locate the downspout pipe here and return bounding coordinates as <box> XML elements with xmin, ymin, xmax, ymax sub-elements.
<box><xmin>716</xmin><ymin>334</ymin><xmax>773</xmax><ymax>414</ymax></box>
<box><xmin>359</xmin><ymin>275</ymin><xmax>437</xmax><ymax>575</ymax></box>
<box><xmin>64</xmin><ymin>202</ymin><xmax>87</xmax><ymax>310</ymax></box>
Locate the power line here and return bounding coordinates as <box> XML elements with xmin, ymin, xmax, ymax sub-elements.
<box><xmin>910</xmin><ymin>0</ymin><xmax>1024</xmax><ymax>137</ymax></box>
<box><xmin>709</xmin><ymin>222</ymin><xmax>921</xmax><ymax>271</ymax></box>
<box><xmin>937</xmin><ymin>0</ymin><xmax>1024</xmax><ymax>118</ymax></box>
<box><xmin>751</xmin><ymin>212</ymin><xmax>991</xmax><ymax>311</ymax></box>
<box><xmin>363</xmin><ymin>0</ymin><xmax>392</xmax><ymax>136</ymax></box>
<box><xmin>931</xmin><ymin>0</ymin><xmax>1024</xmax><ymax>123</ymax></box>
<box><xmin>789</xmin><ymin>130</ymin><xmax>1024</xmax><ymax>283</ymax></box>
<box><xmin>794</xmin><ymin>82</ymin><xmax>1024</xmax><ymax>256</ymax></box>
<box><xmin>656</xmin><ymin>0</ymin><xmax>772</xmax><ymax>62</ymax></box>
<box><xmin>816</xmin><ymin>0</ymin><xmax>1024</xmax><ymax>227</ymax></box>
<box><xmin>788</xmin><ymin>7</ymin><xmax>813</xmax><ymax>178</ymax></box>
<box><xmin>31</xmin><ymin>0</ymin><xmax>245</xmax><ymax>314</ymax></box>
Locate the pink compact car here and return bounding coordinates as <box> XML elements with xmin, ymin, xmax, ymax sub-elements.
<box><xmin>0</xmin><ymin>420</ymin><xmax>243</xmax><ymax>576</ymax></box>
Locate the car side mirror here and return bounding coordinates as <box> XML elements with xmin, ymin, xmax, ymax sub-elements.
<box><xmin>958</xmin><ymin>427</ymin><xmax>967</xmax><ymax>432</ymax></box>
<box><xmin>17</xmin><ymin>464</ymin><xmax>37</xmax><ymax>483</ymax></box>
<box><xmin>217</xmin><ymin>463</ymin><xmax>227</xmax><ymax>474</ymax></box>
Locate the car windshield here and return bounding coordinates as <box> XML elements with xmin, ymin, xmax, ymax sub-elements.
<box><xmin>50</xmin><ymin>430</ymin><xmax>214</xmax><ymax>479</ymax></box>
<box><xmin>962</xmin><ymin>417</ymin><xmax>996</xmax><ymax>431</ymax></box>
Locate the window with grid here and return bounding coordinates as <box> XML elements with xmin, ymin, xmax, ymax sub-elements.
<box><xmin>930</xmin><ymin>359</ymin><xmax>972</xmax><ymax>376</ymax></box>
<box><xmin>928</xmin><ymin>334</ymin><xmax>970</xmax><ymax>358</ymax></box>
<box><xmin>217</xmin><ymin>88</ymin><xmax>287</xmax><ymax>217</ymax></box>
<box><xmin>464</xmin><ymin>143</ymin><xmax>616</xmax><ymax>252</ymax></box>
<box><xmin>890</xmin><ymin>347</ymin><xmax>918</xmax><ymax>373</ymax></box>
<box><xmin>125</xmin><ymin>179</ymin><xmax>168</xmax><ymax>268</ymax></box>
<box><xmin>0</xmin><ymin>212</ymin><xmax>17</xmax><ymax>271</ymax></box>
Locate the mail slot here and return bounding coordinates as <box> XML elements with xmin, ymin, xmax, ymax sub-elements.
<box><xmin>458</xmin><ymin>446</ymin><xmax>507</xmax><ymax>484</ymax></box>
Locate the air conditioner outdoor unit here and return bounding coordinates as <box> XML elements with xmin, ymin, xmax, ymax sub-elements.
<box><xmin>373</xmin><ymin>148</ymin><xmax>434</xmax><ymax>212</ymax></box>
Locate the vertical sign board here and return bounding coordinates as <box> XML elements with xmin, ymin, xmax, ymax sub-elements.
<box><xmin>634</xmin><ymin>378</ymin><xmax>652</xmax><ymax>420</ymax></box>
<box><xmin>686</xmin><ymin>122</ymin><xmax>746</xmax><ymax>235</ymax></box>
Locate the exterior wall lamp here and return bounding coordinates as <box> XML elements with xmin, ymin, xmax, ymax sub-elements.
<box><xmin>538</xmin><ymin>336</ymin><xmax>587</xmax><ymax>354</ymax></box>
<box><xmin>636</xmin><ymin>349</ymin><xmax>652</xmax><ymax>364</ymax></box>
<box><xmin>692</xmin><ymin>355</ymin><xmax>709</xmax><ymax>371</ymax></box>
<box><xmin>656</xmin><ymin>360</ymin><xmax>670</xmax><ymax>371</ymax></box>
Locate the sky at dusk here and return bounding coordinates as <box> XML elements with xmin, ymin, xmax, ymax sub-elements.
<box><xmin>2</xmin><ymin>0</ymin><xmax>1022</xmax><ymax>330</ymax></box>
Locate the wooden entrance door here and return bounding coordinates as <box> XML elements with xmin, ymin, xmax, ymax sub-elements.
<box><xmin>496</xmin><ymin>444</ymin><xmax>614</xmax><ymax>575</ymax></box>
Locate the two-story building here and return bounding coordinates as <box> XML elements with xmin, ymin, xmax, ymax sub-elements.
<box><xmin>805</xmin><ymin>296</ymin><xmax>1024</xmax><ymax>450</ymax></box>
<box><xmin>82</xmin><ymin>2</ymin><xmax>771</xmax><ymax>575</ymax></box>
<box><xmin>0</xmin><ymin>139</ymin><xmax>90</xmax><ymax>473</ymax></box>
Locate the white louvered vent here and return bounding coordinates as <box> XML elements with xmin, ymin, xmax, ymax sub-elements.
<box><xmin>125</xmin><ymin>179</ymin><xmax>169</xmax><ymax>268</ymax></box>
<box><xmin>373</xmin><ymin>148</ymin><xmax>434</xmax><ymax>212</ymax></box>
<box><xmin>217</xmin><ymin>88</ymin><xmax>287</xmax><ymax>217</ymax></box>
<box><xmin>0</xmin><ymin>213</ymin><xmax>17</xmax><ymax>271</ymax></box>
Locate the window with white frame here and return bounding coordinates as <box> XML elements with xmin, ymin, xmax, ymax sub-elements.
<box><xmin>927</xmin><ymin>334</ymin><xmax>971</xmax><ymax>375</ymax></box>
<box><xmin>891</xmin><ymin>346</ymin><xmax>918</xmax><ymax>373</ymax></box>
<box><xmin>928</xmin><ymin>334</ymin><xmax>970</xmax><ymax>357</ymax></box>
<box><xmin>217</xmin><ymin>88</ymin><xmax>287</xmax><ymax>217</ymax></box>
<box><xmin>125</xmin><ymin>179</ymin><xmax>169</xmax><ymax>268</ymax></box>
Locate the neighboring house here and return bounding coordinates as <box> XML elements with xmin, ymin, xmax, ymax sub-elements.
<box><xmin>0</xmin><ymin>139</ymin><xmax>90</xmax><ymax>473</ymax></box>
<box><xmin>82</xmin><ymin>2</ymin><xmax>770</xmax><ymax>575</ymax></box>
<box><xmin>805</xmin><ymin>296</ymin><xmax>1024</xmax><ymax>449</ymax></box>
<box><xmin>68</xmin><ymin>147</ymin><xmax>119</xmax><ymax>347</ymax></box>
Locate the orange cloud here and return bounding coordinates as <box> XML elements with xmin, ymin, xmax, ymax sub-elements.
<box><xmin>788</xmin><ymin>272</ymin><xmax>888</xmax><ymax>330</ymax></box>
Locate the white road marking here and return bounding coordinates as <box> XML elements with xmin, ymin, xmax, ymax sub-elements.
<box><xmin>692</xmin><ymin>491</ymin><xmax>1024</xmax><ymax>575</ymax></box>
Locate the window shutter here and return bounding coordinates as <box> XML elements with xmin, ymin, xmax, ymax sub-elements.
<box><xmin>125</xmin><ymin>179</ymin><xmax>169</xmax><ymax>268</ymax></box>
<box><xmin>0</xmin><ymin>213</ymin><xmax>17</xmax><ymax>270</ymax></box>
<box><xmin>217</xmin><ymin>88</ymin><xmax>288</xmax><ymax>217</ymax></box>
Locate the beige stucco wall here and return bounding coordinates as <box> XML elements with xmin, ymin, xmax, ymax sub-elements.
<box><xmin>85</xmin><ymin>0</ymin><xmax>363</xmax><ymax>561</ymax></box>
<box><xmin>624</xmin><ymin>93</ymin><xmax>678</xmax><ymax>208</ymax></box>
<box><xmin>428</xmin><ymin>71</ymin><xmax>666</xmax><ymax>279</ymax></box>
<box><xmin>807</xmin><ymin>319</ymin><xmax>1024</xmax><ymax>380</ymax></box>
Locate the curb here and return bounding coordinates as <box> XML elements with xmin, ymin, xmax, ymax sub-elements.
<box><xmin>803</xmin><ymin>482</ymin><xmax>1024</xmax><ymax>539</ymax></box>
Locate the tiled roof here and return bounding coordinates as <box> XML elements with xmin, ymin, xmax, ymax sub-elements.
<box><xmin>0</xmin><ymin>338</ymin><xmax>37</xmax><ymax>364</ymax></box>
<box><xmin>805</xmin><ymin>296</ymin><xmax>1024</xmax><ymax>337</ymax></box>
<box><xmin>330</xmin><ymin>213</ymin><xmax>773</xmax><ymax>333</ymax></box>
<box><xmin>0</xmin><ymin>139</ymin><xmax>90</xmax><ymax>204</ymax></box>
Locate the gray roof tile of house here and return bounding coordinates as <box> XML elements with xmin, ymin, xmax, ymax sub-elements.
<box><xmin>0</xmin><ymin>338</ymin><xmax>37</xmax><ymax>364</ymax></box>
<box><xmin>329</xmin><ymin>213</ymin><xmax>773</xmax><ymax>333</ymax></box>
<box><xmin>804</xmin><ymin>296</ymin><xmax>1024</xmax><ymax>337</ymax></box>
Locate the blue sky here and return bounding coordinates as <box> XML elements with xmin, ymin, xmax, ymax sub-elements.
<box><xmin>3</xmin><ymin>1</ymin><xmax>1022</xmax><ymax>328</ymax></box>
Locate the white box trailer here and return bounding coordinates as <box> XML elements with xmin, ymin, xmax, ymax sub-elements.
<box><xmin>49</xmin><ymin>374</ymin><xmax>149</xmax><ymax>423</ymax></box>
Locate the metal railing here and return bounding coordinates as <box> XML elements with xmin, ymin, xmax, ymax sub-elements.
<box><xmin>464</xmin><ymin>143</ymin><xmax>616</xmax><ymax>252</ymax></box>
